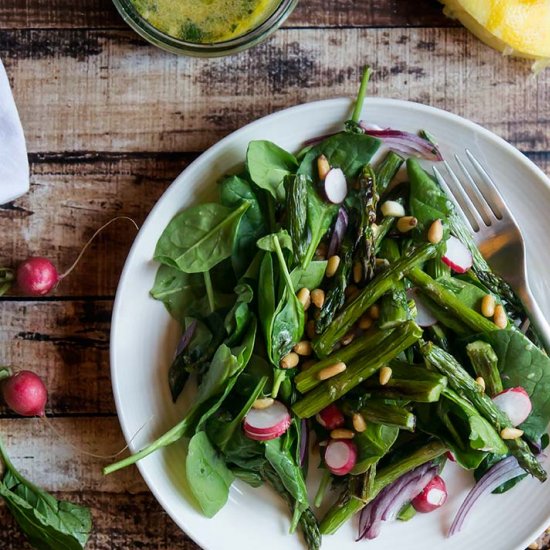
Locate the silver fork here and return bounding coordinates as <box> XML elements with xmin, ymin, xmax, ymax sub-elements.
<box><xmin>433</xmin><ymin>149</ymin><xmax>550</xmax><ymax>353</ymax></box>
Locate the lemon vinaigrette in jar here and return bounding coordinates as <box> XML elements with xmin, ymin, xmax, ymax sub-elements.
<box><xmin>113</xmin><ymin>0</ymin><xmax>298</xmax><ymax>56</ymax></box>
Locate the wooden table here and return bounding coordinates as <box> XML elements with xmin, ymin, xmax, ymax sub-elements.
<box><xmin>0</xmin><ymin>0</ymin><xmax>549</xmax><ymax>548</ymax></box>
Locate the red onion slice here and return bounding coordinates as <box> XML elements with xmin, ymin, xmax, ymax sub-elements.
<box><xmin>327</xmin><ymin>207</ymin><xmax>349</xmax><ymax>258</ymax></box>
<box><xmin>175</xmin><ymin>319</ymin><xmax>197</xmax><ymax>356</ymax></box>
<box><xmin>358</xmin><ymin>123</ymin><xmax>443</xmax><ymax>161</ymax></box>
<box><xmin>448</xmin><ymin>456</ymin><xmax>525</xmax><ymax>537</ymax></box>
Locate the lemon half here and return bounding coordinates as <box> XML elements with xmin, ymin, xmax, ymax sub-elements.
<box><xmin>441</xmin><ymin>0</ymin><xmax>550</xmax><ymax>66</ymax></box>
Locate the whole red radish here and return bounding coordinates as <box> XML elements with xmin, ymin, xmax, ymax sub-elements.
<box><xmin>412</xmin><ymin>475</ymin><xmax>448</xmax><ymax>513</ymax></box>
<box><xmin>16</xmin><ymin>257</ymin><xmax>59</xmax><ymax>296</ymax></box>
<box><xmin>1</xmin><ymin>370</ymin><xmax>47</xmax><ymax>416</ymax></box>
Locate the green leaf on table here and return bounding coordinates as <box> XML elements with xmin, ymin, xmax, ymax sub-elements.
<box><xmin>0</xmin><ymin>437</ymin><xmax>92</xmax><ymax>550</ymax></box>
<box><xmin>154</xmin><ymin>201</ymin><xmax>249</xmax><ymax>273</ymax></box>
<box><xmin>220</xmin><ymin>175</ymin><xmax>268</xmax><ymax>277</ymax></box>
<box><xmin>464</xmin><ymin>329</ymin><xmax>550</xmax><ymax>441</ymax></box>
<box><xmin>186</xmin><ymin>431</ymin><xmax>234</xmax><ymax>518</ymax></box>
<box><xmin>297</xmin><ymin>132</ymin><xmax>380</xmax><ymax>181</ymax></box>
<box><xmin>246</xmin><ymin>140</ymin><xmax>298</xmax><ymax>201</ymax></box>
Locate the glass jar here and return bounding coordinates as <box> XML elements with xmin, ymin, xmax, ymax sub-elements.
<box><xmin>111</xmin><ymin>0</ymin><xmax>299</xmax><ymax>57</ymax></box>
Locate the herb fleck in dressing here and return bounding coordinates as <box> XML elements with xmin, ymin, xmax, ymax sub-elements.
<box><xmin>132</xmin><ymin>0</ymin><xmax>281</xmax><ymax>43</ymax></box>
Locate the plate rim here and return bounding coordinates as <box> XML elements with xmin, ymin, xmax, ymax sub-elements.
<box><xmin>110</xmin><ymin>96</ymin><xmax>550</xmax><ymax>550</ymax></box>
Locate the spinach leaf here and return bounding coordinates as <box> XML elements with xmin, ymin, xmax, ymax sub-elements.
<box><xmin>222</xmin><ymin>428</ymin><xmax>266</xmax><ymax>472</ymax></box>
<box><xmin>303</xmin><ymin>180</ymin><xmax>338</xmax><ymax>266</ymax></box>
<box><xmin>0</xmin><ymin>436</ymin><xmax>92</xmax><ymax>550</ymax></box>
<box><xmin>265</xmin><ymin>434</ymin><xmax>309</xmax><ymax>532</ymax></box>
<box><xmin>465</xmin><ymin>329</ymin><xmax>550</xmax><ymax>441</ymax></box>
<box><xmin>285</xmin><ymin>174</ymin><xmax>309</xmax><ymax>265</ymax></box>
<box><xmin>186</xmin><ymin>431</ymin><xmax>234</xmax><ymax>518</ymax></box>
<box><xmin>290</xmin><ymin>261</ymin><xmax>328</xmax><ymax>290</ymax></box>
<box><xmin>257</xmin><ymin>230</ymin><xmax>293</xmax><ymax>253</ymax></box>
<box><xmin>150</xmin><ymin>264</ymin><xmax>204</xmax><ymax>323</ymax></box>
<box><xmin>407</xmin><ymin>158</ymin><xmax>453</xmax><ymax>232</ymax></box>
<box><xmin>271</xmin><ymin>290</ymin><xmax>305</xmax><ymax>365</ymax></box>
<box><xmin>246</xmin><ymin>140</ymin><xmax>298</xmax><ymax>201</ymax></box>
<box><xmin>224</xmin><ymin>283</ymin><xmax>254</xmax><ymax>347</ymax></box>
<box><xmin>258</xmin><ymin>252</ymin><xmax>276</xmax><ymax>360</ymax></box>
<box><xmin>154</xmin><ymin>202</ymin><xmax>249</xmax><ymax>273</ymax></box>
<box><xmin>437</xmin><ymin>276</ymin><xmax>493</xmax><ymax>312</ymax></box>
<box><xmin>351</xmin><ymin>423</ymin><xmax>399</xmax><ymax>474</ymax></box>
<box><xmin>297</xmin><ymin>132</ymin><xmax>380</xmax><ymax>181</ymax></box>
<box><xmin>442</xmin><ymin>388</ymin><xmax>508</xmax><ymax>455</ymax></box>
<box><xmin>220</xmin><ymin>175</ymin><xmax>268</xmax><ymax>277</ymax></box>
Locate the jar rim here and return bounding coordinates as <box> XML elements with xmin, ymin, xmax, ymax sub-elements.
<box><xmin>111</xmin><ymin>0</ymin><xmax>299</xmax><ymax>57</ymax></box>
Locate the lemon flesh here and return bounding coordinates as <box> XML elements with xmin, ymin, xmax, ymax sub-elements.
<box><xmin>442</xmin><ymin>0</ymin><xmax>550</xmax><ymax>60</ymax></box>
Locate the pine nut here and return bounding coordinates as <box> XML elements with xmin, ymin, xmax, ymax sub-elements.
<box><xmin>375</xmin><ymin>258</ymin><xmax>390</xmax><ymax>270</ymax></box>
<box><xmin>353</xmin><ymin>262</ymin><xmax>363</xmax><ymax>283</ymax></box>
<box><xmin>253</xmin><ymin>397</ymin><xmax>274</xmax><ymax>410</ymax></box>
<box><xmin>528</xmin><ymin>543</ymin><xmax>539</xmax><ymax>550</ymax></box>
<box><xmin>330</xmin><ymin>428</ymin><xmax>355</xmax><ymax>439</ymax></box>
<box><xmin>294</xmin><ymin>340</ymin><xmax>313</xmax><ymax>356</ymax></box>
<box><xmin>341</xmin><ymin>331</ymin><xmax>355</xmax><ymax>346</ymax></box>
<box><xmin>301</xmin><ymin>359</ymin><xmax>316</xmax><ymax>371</ymax></box>
<box><xmin>371</xmin><ymin>223</ymin><xmax>380</xmax><ymax>239</ymax></box>
<box><xmin>493</xmin><ymin>304</ymin><xmax>507</xmax><ymax>329</ymax></box>
<box><xmin>306</xmin><ymin>319</ymin><xmax>316</xmax><ymax>339</ymax></box>
<box><xmin>352</xmin><ymin>413</ymin><xmax>367</xmax><ymax>433</ymax></box>
<box><xmin>481</xmin><ymin>294</ymin><xmax>496</xmax><ymax>317</ymax></box>
<box><xmin>316</xmin><ymin>242</ymin><xmax>328</xmax><ymax>259</ymax></box>
<box><xmin>318</xmin><ymin>361</ymin><xmax>346</xmax><ymax>380</ymax></box>
<box><xmin>397</xmin><ymin>216</ymin><xmax>418</xmax><ymax>233</ymax></box>
<box><xmin>318</xmin><ymin>440</ymin><xmax>328</xmax><ymax>447</ymax></box>
<box><xmin>368</xmin><ymin>304</ymin><xmax>380</xmax><ymax>320</ymax></box>
<box><xmin>317</xmin><ymin>154</ymin><xmax>330</xmax><ymax>181</ymax></box>
<box><xmin>500</xmin><ymin>427</ymin><xmax>523</xmax><ymax>440</ymax></box>
<box><xmin>475</xmin><ymin>376</ymin><xmax>486</xmax><ymax>392</ymax></box>
<box><xmin>428</xmin><ymin>219</ymin><xmax>443</xmax><ymax>244</ymax></box>
<box><xmin>379</xmin><ymin>366</ymin><xmax>392</xmax><ymax>386</ymax></box>
<box><xmin>326</xmin><ymin>255</ymin><xmax>341</xmax><ymax>278</ymax></box>
<box><xmin>280</xmin><ymin>352</ymin><xmax>300</xmax><ymax>370</ymax></box>
<box><xmin>297</xmin><ymin>287</ymin><xmax>311</xmax><ymax>310</ymax></box>
<box><xmin>380</xmin><ymin>200</ymin><xmax>406</xmax><ymax>218</ymax></box>
<box><xmin>311</xmin><ymin>288</ymin><xmax>325</xmax><ymax>308</ymax></box>
<box><xmin>358</xmin><ymin>314</ymin><xmax>373</xmax><ymax>330</ymax></box>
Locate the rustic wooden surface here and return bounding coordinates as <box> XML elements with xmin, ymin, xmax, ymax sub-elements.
<box><xmin>0</xmin><ymin>1</ymin><xmax>549</xmax><ymax>548</ymax></box>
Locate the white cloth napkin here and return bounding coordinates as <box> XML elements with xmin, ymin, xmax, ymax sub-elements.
<box><xmin>0</xmin><ymin>59</ymin><xmax>29</xmax><ymax>204</ymax></box>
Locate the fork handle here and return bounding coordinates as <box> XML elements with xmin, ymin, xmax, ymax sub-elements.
<box><xmin>516</xmin><ymin>284</ymin><xmax>550</xmax><ymax>355</ymax></box>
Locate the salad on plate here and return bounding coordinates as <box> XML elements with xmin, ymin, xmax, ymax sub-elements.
<box><xmin>105</xmin><ymin>69</ymin><xmax>550</xmax><ymax>549</ymax></box>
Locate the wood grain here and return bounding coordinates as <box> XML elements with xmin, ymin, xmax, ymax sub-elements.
<box><xmin>0</xmin><ymin>300</ymin><xmax>115</xmax><ymax>415</ymax></box>
<box><xmin>0</xmin><ymin>0</ymin><xmax>452</xmax><ymax>30</ymax></box>
<box><xmin>1</xmin><ymin>28</ymin><xmax>548</xmax><ymax>155</ymax></box>
<box><xmin>0</xmin><ymin>492</ymin><xmax>195</xmax><ymax>549</ymax></box>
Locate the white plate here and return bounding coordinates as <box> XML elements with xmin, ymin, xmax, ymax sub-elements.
<box><xmin>110</xmin><ymin>98</ymin><xmax>550</xmax><ymax>550</ymax></box>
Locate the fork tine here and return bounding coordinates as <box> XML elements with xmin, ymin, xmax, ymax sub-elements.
<box><xmin>465</xmin><ymin>149</ymin><xmax>506</xmax><ymax>219</ymax></box>
<box><xmin>454</xmin><ymin>155</ymin><xmax>494</xmax><ymax>226</ymax></box>
<box><xmin>437</xmin><ymin>161</ymin><xmax>486</xmax><ymax>232</ymax></box>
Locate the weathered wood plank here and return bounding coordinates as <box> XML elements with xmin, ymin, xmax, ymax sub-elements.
<box><xmin>0</xmin><ymin>492</ymin><xmax>196</xmax><ymax>549</ymax></box>
<box><xmin>0</xmin><ymin>300</ymin><xmax>115</xmax><ymax>414</ymax></box>
<box><xmin>0</xmin><ymin>0</ymin><xmax>452</xmax><ymax>30</ymax></box>
<box><xmin>1</xmin><ymin>28</ymin><xmax>548</xmax><ymax>155</ymax></box>
<box><xmin>0</xmin><ymin>417</ymin><xmax>144</xmax><ymax>492</ymax></box>
<box><xmin>2</xmin><ymin>154</ymin><xmax>191</xmax><ymax>297</ymax></box>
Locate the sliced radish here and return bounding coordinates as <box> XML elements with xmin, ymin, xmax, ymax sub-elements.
<box><xmin>445</xmin><ymin>451</ymin><xmax>456</xmax><ymax>463</ymax></box>
<box><xmin>406</xmin><ymin>288</ymin><xmax>437</xmax><ymax>327</ymax></box>
<box><xmin>324</xmin><ymin>439</ymin><xmax>357</xmax><ymax>476</ymax></box>
<box><xmin>324</xmin><ymin>168</ymin><xmax>348</xmax><ymax>204</ymax></box>
<box><xmin>442</xmin><ymin>236</ymin><xmax>473</xmax><ymax>274</ymax></box>
<box><xmin>492</xmin><ymin>387</ymin><xmax>532</xmax><ymax>427</ymax></box>
<box><xmin>316</xmin><ymin>404</ymin><xmax>345</xmax><ymax>431</ymax></box>
<box><xmin>411</xmin><ymin>476</ymin><xmax>448</xmax><ymax>513</ymax></box>
<box><xmin>243</xmin><ymin>400</ymin><xmax>291</xmax><ymax>441</ymax></box>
